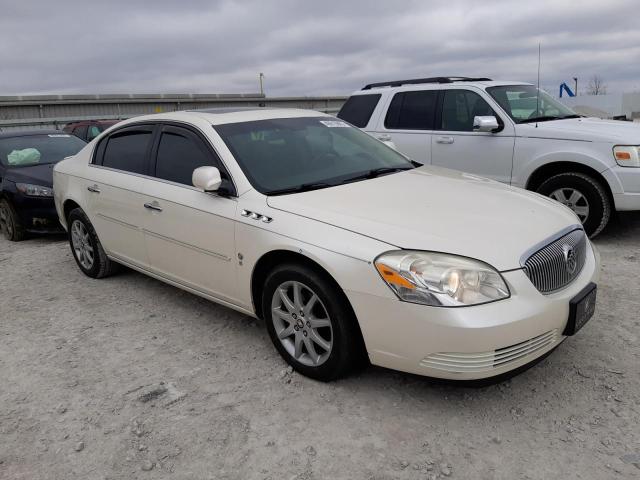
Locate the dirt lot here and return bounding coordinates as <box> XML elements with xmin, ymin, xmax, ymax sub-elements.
<box><xmin>1</xmin><ymin>213</ymin><xmax>639</xmax><ymax>480</ymax></box>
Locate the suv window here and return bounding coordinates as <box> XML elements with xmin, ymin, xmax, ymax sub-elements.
<box><xmin>87</xmin><ymin>125</ymin><xmax>102</xmax><ymax>141</ymax></box>
<box><xmin>441</xmin><ymin>90</ymin><xmax>497</xmax><ymax>132</ymax></box>
<box><xmin>384</xmin><ymin>90</ymin><xmax>437</xmax><ymax>130</ymax></box>
<box><xmin>337</xmin><ymin>94</ymin><xmax>381</xmax><ymax>128</ymax></box>
<box><xmin>102</xmin><ymin>129</ymin><xmax>152</xmax><ymax>174</ymax></box>
<box><xmin>72</xmin><ymin>125</ymin><xmax>88</xmax><ymax>140</ymax></box>
<box><xmin>154</xmin><ymin>127</ymin><xmax>218</xmax><ymax>186</ymax></box>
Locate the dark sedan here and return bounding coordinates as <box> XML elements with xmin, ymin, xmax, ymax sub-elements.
<box><xmin>0</xmin><ymin>130</ymin><xmax>86</xmax><ymax>241</ymax></box>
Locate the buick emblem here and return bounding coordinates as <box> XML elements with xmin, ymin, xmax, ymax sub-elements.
<box><xmin>562</xmin><ymin>244</ymin><xmax>577</xmax><ymax>274</ymax></box>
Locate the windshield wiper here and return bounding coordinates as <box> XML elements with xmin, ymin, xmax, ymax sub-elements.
<box><xmin>519</xmin><ymin>115</ymin><xmax>561</xmax><ymax>124</ymax></box>
<box><xmin>341</xmin><ymin>166</ymin><xmax>415</xmax><ymax>184</ymax></box>
<box><xmin>266</xmin><ymin>182</ymin><xmax>334</xmax><ymax>196</ymax></box>
<box><xmin>559</xmin><ymin>114</ymin><xmax>582</xmax><ymax>119</ymax></box>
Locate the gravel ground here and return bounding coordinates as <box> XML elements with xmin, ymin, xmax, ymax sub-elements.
<box><xmin>1</xmin><ymin>213</ymin><xmax>639</xmax><ymax>480</ymax></box>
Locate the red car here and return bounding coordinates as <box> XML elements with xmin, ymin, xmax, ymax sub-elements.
<box><xmin>63</xmin><ymin>119</ymin><xmax>120</xmax><ymax>142</ymax></box>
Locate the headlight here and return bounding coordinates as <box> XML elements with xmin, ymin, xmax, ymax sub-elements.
<box><xmin>16</xmin><ymin>183</ymin><xmax>53</xmax><ymax>197</ymax></box>
<box><xmin>613</xmin><ymin>146</ymin><xmax>640</xmax><ymax>167</ymax></box>
<box><xmin>374</xmin><ymin>251</ymin><xmax>510</xmax><ymax>307</ymax></box>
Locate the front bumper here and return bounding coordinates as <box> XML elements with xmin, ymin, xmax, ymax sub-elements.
<box><xmin>346</xmin><ymin>242</ymin><xmax>600</xmax><ymax>380</ymax></box>
<box><xmin>12</xmin><ymin>194</ymin><xmax>63</xmax><ymax>233</ymax></box>
<box><xmin>603</xmin><ymin>165</ymin><xmax>640</xmax><ymax>211</ymax></box>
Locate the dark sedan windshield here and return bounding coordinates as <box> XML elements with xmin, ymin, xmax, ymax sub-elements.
<box><xmin>0</xmin><ymin>133</ymin><xmax>86</xmax><ymax>168</ymax></box>
<box><xmin>215</xmin><ymin>117</ymin><xmax>416</xmax><ymax>194</ymax></box>
<box><xmin>487</xmin><ymin>85</ymin><xmax>579</xmax><ymax>123</ymax></box>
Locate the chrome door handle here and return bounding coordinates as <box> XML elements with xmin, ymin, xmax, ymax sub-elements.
<box><xmin>377</xmin><ymin>134</ymin><xmax>392</xmax><ymax>142</ymax></box>
<box><xmin>435</xmin><ymin>136</ymin><xmax>454</xmax><ymax>144</ymax></box>
<box><xmin>87</xmin><ymin>184</ymin><xmax>100</xmax><ymax>193</ymax></box>
<box><xmin>144</xmin><ymin>202</ymin><xmax>163</xmax><ymax>212</ymax></box>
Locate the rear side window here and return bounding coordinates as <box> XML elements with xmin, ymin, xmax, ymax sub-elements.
<box><xmin>154</xmin><ymin>128</ymin><xmax>217</xmax><ymax>186</ymax></box>
<box><xmin>337</xmin><ymin>94</ymin><xmax>381</xmax><ymax>128</ymax></box>
<box><xmin>102</xmin><ymin>130</ymin><xmax>152</xmax><ymax>174</ymax></box>
<box><xmin>384</xmin><ymin>90</ymin><xmax>438</xmax><ymax>130</ymax></box>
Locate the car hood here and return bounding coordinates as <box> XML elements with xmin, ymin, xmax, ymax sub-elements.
<box><xmin>4</xmin><ymin>163</ymin><xmax>55</xmax><ymax>187</ymax></box>
<box><xmin>516</xmin><ymin>117</ymin><xmax>640</xmax><ymax>143</ymax></box>
<box><xmin>266</xmin><ymin>166</ymin><xmax>580</xmax><ymax>271</ymax></box>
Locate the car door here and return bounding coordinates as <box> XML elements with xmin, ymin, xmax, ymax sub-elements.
<box><xmin>431</xmin><ymin>89</ymin><xmax>515</xmax><ymax>183</ymax></box>
<box><xmin>86</xmin><ymin>124</ymin><xmax>154</xmax><ymax>268</ymax></box>
<box><xmin>142</xmin><ymin>123</ymin><xmax>239</xmax><ymax>303</ymax></box>
<box><xmin>374</xmin><ymin>89</ymin><xmax>438</xmax><ymax>163</ymax></box>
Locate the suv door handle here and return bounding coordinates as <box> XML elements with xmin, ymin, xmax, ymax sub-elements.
<box><xmin>376</xmin><ymin>134</ymin><xmax>392</xmax><ymax>142</ymax></box>
<box><xmin>144</xmin><ymin>202</ymin><xmax>163</xmax><ymax>212</ymax></box>
<box><xmin>435</xmin><ymin>136</ymin><xmax>454</xmax><ymax>144</ymax></box>
<box><xmin>87</xmin><ymin>184</ymin><xmax>100</xmax><ymax>193</ymax></box>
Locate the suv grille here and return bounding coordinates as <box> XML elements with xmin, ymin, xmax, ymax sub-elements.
<box><xmin>523</xmin><ymin>229</ymin><xmax>587</xmax><ymax>293</ymax></box>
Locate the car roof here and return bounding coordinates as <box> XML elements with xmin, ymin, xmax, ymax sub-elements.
<box><xmin>112</xmin><ymin>108</ymin><xmax>332</xmax><ymax>127</ymax></box>
<box><xmin>65</xmin><ymin>119</ymin><xmax>119</xmax><ymax>127</ymax></box>
<box><xmin>0</xmin><ymin>129</ymin><xmax>67</xmax><ymax>139</ymax></box>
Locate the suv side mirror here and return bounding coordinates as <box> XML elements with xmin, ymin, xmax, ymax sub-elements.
<box><xmin>473</xmin><ymin>116</ymin><xmax>500</xmax><ymax>133</ymax></box>
<box><xmin>192</xmin><ymin>166</ymin><xmax>222</xmax><ymax>192</ymax></box>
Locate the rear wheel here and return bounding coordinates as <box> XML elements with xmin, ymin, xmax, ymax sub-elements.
<box><xmin>536</xmin><ymin>172</ymin><xmax>611</xmax><ymax>237</ymax></box>
<box><xmin>0</xmin><ymin>198</ymin><xmax>26</xmax><ymax>241</ymax></box>
<box><xmin>262</xmin><ymin>263</ymin><xmax>364</xmax><ymax>381</ymax></box>
<box><xmin>67</xmin><ymin>208</ymin><xmax>117</xmax><ymax>278</ymax></box>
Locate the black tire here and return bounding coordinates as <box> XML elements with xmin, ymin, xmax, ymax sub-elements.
<box><xmin>67</xmin><ymin>208</ymin><xmax>118</xmax><ymax>278</ymax></box>
<box><xmin>536</xmin><ymin>172</ymin><xmax>611</xmax><ymax>237</ymax></box>
<box><xmin>261</xmin><ymin>263</ymin><xmax>365</xmax><ymax>382</ymax></box>
<box><xmin>0</xmin><ymin>198</ymin><xmax>26</xmax><ymax>241</ymax></box>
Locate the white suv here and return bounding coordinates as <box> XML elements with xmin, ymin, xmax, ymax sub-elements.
<box><xmin>338</xmin><ymin>76</ymin><xmax>640</xmax><ymax>236</ymax></box>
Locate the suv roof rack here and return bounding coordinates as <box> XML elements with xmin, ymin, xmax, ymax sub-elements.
<box><xmin>361</xmin><ymin>77</ymin><xmax>492</xmax><ymax>90</ymax></box>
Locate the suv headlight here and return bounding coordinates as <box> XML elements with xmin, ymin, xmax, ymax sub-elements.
<box><xmin>613</xmin><ymin>146</ymin><xmax>640</xmax><ymax>167</ymax></box>
<box><xmin>374</xmin><ymin>251</ymin><xmax>510</xmax><ymax>307</ymax></box>
<box><xmin>16</xmin><ymin>183</ymin><xmax>54</xmax><ymax>197</ymax></box>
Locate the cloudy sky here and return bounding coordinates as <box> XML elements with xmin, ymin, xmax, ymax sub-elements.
<box><xmin>1</xmin><ymin>0</ymin><xmax>638</xmax><ymax>97</ymax></box>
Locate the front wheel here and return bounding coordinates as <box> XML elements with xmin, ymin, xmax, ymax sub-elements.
<box><xmin>67</xmin><ymin>208</ymin><xmax>118</xmax><ymax>278</ymax></box>
<box><xmin>0</xmin><ymin>198</ymin><xmax>26</xmax><ymax>241</ymax></box>
<box><xmin>262</xmin><ymin>263</ymin><xmax>364</xmax><ymax>381</ymax></box>
<box><xmin>536</xmin><ymin>172</ymin><xmax>611</xmax><ymax>237</ymax></box>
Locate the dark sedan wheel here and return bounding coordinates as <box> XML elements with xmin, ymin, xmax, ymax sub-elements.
<box><xmin>262</xmin><ymin>263</ymin><xmax>365</xmax><ymax>381</ymax></box>
<box><xmin>67</xmin><ymin>208</ymin><xmax>118</xmax><ymax>278</ymax></box>
<box><xmin>0</xmin><ymin>198</ymin><xmax>26</xmax><ymax>241</ymax></box>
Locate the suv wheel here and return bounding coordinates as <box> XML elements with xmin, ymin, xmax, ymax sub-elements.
<box><xmin>67</xmin><ymin>208</ymin><xmax>118</xmax><ymax>278</ymax></box>
<box><xmin>0</xmin><ymin>198</ymin><xmax>26</xmax><ymax>241</ymax></box>
<box><xmin>536</xmin><ymin>172</ymin><xmax>611</xmax><ymax>237</ymax></box>
<box><xmin>262</xmin><ymin>263</ymin><xmax>364</xmax><ymax>381</ymax></box>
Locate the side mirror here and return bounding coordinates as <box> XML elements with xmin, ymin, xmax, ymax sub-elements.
<box><xmin>192</xmin><ymin>166</ymin><xmax>222</xmax><ymax>192</ymax></box>
<box><xmin>473</xmin><ymin>115</ymin><xmax>500</xmax><ymax>133</ymax></box>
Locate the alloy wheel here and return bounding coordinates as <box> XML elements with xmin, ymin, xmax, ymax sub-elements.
<box><xmin>270</xmin><ymin>280</ymin><xmax>333</xmax><ymax>367</ymax></box>
<box><xmin>550</xmin><ymin>188</ymin><xmax>590</xmax><ymax>223</ymax></box>
<box><xmin>70</xmin><ymin>220</ymin><xmax>94</xmax><ymax>270</ymax></box>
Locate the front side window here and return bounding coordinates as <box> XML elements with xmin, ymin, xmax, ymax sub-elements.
<box><xmin>384</xmin><ymin>90</ymin><xmax>438</xmax><ymax>130</ymax></box>
<box><xmin>0</xmin><ymin>134</ymin><xmax>86</xmax><ymax>167</ymax></box>
<box><xmin>154</xmin><ymin>129</ymin><xmax>217</xmax><ymax>185</ymax></box>
<box><xmin>102</xmin><ymin>130</ymin><xmax>152</xmax><ymax>174</ymax></box>
<box><xmin>441</xmin><ymin>90</ymin><xmax>498</xmax><ymax>132</ymax></box>
<box><xmin>215</xmin><ymin>117</ymin><xmax>415</xmax><ymax>195</ymax></box>
<box><xmin>487</xmin><ymin>85</ymin><xmax>578</xmax><ymax>123</ymax></box>
<box><xmin>337</xmin><ymin>94</ymin><xmax>381</xmax><ymax>128</ymax></box>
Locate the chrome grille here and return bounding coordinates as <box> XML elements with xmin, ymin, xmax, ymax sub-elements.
<box><xmin>522</xmin><ymin>229</ymin><xmax>587</xmax><ymax>293</ymax></box>
<box><xmin>420</xmin><ymin>330</ymin><xmax>559</xmax><ymax>373</ymax></box>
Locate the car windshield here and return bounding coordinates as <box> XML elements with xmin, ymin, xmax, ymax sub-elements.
<box><xmin>215</xmin><ymin>117</ymin><xmax>416</xmax><ymax>195</ymax></box>
<box><xmin>0</xmin><ymin>133</ymin><xmax>86</xmax><ymax>168</ymax></box>
<box><xmin>487</xmin><ymin>85</ymin><xmax>579</xmax><ymax>123</ymax></box>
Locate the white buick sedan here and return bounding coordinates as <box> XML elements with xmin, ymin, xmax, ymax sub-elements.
<box><xmin>53</xmin><ymin>108</ymin><xmax>600</xmax><ymax>382</ymax></box>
